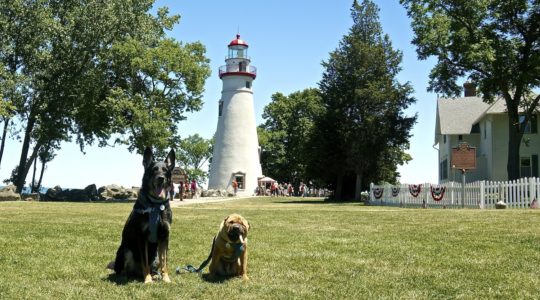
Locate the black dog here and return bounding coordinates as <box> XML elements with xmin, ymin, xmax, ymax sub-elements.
<box><xmin>109</xmin><ymin>147</ymin><xmax>175</xmax><ymax>283</ymax></box>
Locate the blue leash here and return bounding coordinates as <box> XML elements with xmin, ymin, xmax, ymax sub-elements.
<box><xmin>176</xmin><ymin>236</ymin><xmax>246</xmax><ymax>275</ymax></box>
<box><xmin>177</xmin><ymin>237</ymin><xmax>216</xmax><ymax>275</ymax></box>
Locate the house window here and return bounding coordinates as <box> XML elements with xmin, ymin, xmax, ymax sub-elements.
<box><xmin>443</xmin><ymin>135</ymin><xmax>446</xmax><ymax>144</ymax></box>
<box><xmin>483</xmin><ymin>123</ymin><xmax>486</xmax><ymax>139</ymax></box>
<box><xmin>520</xmin><ymin>115</ymin><xmax>538</xmax><ymax>134</ymax></box>
<box><xmin>218</xmin><ymin>101</ymin><xmax>223</xmax><ymax>117</ymax></box>
<box><xmin>458</xmin><ymin>135</ymin><xmax>463</xmax><ymax>141</ymax></box>
<box><xmin>520</xmin><ymin>157</ymin><xmax>532</xmax><ymax>178</ymax></box>
<box><xmin>246</xmin><ymin>81</ymin><xmax>251</xmax><ymax>89</ymax></box>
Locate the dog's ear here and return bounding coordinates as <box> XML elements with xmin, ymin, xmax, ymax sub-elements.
<box><xmin>143</xmin><ymin>147</ymin><xmax>153</xmax><ymax>169</ymax></box>
<box><xmin>165</xmin><ymin>149</ymin><xmax>175</xmax><ymax>170</ymax></box>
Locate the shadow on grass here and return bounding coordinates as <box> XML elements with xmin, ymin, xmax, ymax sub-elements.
<box><xmin>200</xmin><ymin>273</ymin><xmax>243</xmax><ymax>284</ymax></box>
<box><xmin>103</xmin><ymin>273</ymin><xmax>140</xmax><ymax>285</ymax></box>
<box><xmin>274</xmin><ymin>198</ymin><xmax>363</xmax><ymax>205</ymax></box>
<box><xmin>104</xmin><ymin>272</ymin><xmax>176</xmax><ymax>285</ymax></box>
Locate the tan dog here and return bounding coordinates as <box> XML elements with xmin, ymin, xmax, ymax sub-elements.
<box><xmin>208</xmin><ymin>213</ymin><xmax>250</xmax><ymax>280</ymax></box>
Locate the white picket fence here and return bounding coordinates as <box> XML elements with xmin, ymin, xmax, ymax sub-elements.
<box><xmin>369</xmin><ymin>177</ymin><xmax>540</xmax><ymax>209</ymax></box>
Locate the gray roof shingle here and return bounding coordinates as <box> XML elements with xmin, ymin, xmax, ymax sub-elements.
<box><xmin>437</xmin><ymin>97</ymin><xmax>491</xmax><ymax>135</ymax></box>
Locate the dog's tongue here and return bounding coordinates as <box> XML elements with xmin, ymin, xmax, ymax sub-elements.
<box><xmin>155</xmin><ymin>187</ymin><xmax>164</xmax><ymax>198</ymax></box>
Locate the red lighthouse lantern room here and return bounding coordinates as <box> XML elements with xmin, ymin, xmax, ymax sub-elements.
<box><xmin>219</xmin><ymin>34</ymin><xmax>257</xmax><ymax>79</ymax></box>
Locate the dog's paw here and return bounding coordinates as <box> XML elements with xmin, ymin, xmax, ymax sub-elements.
<box><xmin>144</xmin><ymin>274</ymin><xmax>153</xmax><ymax>284</ymax></box>
<box><xmin>162</xmin><ymin>273</ymin><xmax>171</xmax><ymax>283</ymax></box>
<box><xmin>242</xmin><ymin>274</ymin><xmax>249</xmax><ymax>281</ymax></box>
<box><xmin>106</xmin><ymin>261</ymin><xmax>115</xmax><ymax>270</ymax></box>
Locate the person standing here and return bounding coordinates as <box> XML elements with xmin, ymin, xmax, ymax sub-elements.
<box><xmin>190</xmin><ymin>179</ymin><xmax>197</xmax><ymax>198</ymax></box>
<box><xmin>178</xmin><ymin>181</ymin><xmax>184</xmax><ymax>201</ymax></box>
<box><xmin>232</xmin><ymin>179</ymin><xmax>238</xmax><ymax>196</ymax></box>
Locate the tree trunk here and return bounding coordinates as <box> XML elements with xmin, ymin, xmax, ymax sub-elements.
<box><xmin>507</xmin><ymin>112</ymin><xmax>523</xmax><ymax>180</ymax></box>
<box><xmin>355</xmin><ymin>173</ymin><xmax>363</xmax><ymax>201</ymax></box>
<box><xmin>15</xmin><ymin>111</ymin><xmax>37</xmax><ymax>193</ymax></box>
<box><xmin>31</xmin><ymin>156</ymin><xmax>38</xmax><ymax>192</ymax></box>
<box><xmin>19</xmin><ymin>146</ymin><xmax>39</xmax><ymax>192</ymax></box>
<box><xmin>37</xmin><ymin>160</ymin><xmax>46</xmax><ymax>192</ymax></box>
<box><xmin>0</xmin><ymin>117</ymin><xmax>10</xmax><ymax>168</ymax></box>
<box><xmin>335</xmin><ymin>174</ymin><xmax>343</xmax><ymax>201</ymax></box>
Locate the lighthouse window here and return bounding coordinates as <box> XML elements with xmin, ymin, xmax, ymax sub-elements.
<box><xmin>245</xmin><ymin>81</ymin><xmax>251</xmax><ymax>89</ymax></box>
<box><xmin>218</xmin><ymin>101</ymin><xmax>223</xmax><ymax>116</ymax></box>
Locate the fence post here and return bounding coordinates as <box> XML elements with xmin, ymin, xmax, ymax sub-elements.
<box><xmin>530</xmin><ymin>177</ymin><xmax>536</xmax><ymax>207</ymax></box>
<box><xmin>480</xmin><ymin>180</ymin><xmax>485</xmax><ymax>209</ymax></box>
<box><xmin>425</xmin><ymin>183</ymin><xmax>430</xmax><ymax>208</ymax></box>
<box><xmin>370</xmin><ymin>182</ymin><xmax>374</xmax><ymax>204</ymax></box>
<box><xmin>450</xmin><ymin>181</ymin><xmax>455</xmax><ymax>206</ymax></box>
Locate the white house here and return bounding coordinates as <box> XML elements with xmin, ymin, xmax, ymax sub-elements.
<box><xmin>434</xmin><ymin>83</ymin><xmax>539</xmax><ymax>183</ymax></box>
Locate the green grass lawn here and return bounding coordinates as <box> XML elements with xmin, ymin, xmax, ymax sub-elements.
<box><xmin>1</xmin><ymin>197</ymin><xmax>539</xmax><ymax>299</ymax></box>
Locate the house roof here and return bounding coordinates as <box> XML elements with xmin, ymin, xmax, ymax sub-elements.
<box><xmin>436</xmin><ymin>96</ymin><xmax>491</xmax><ymax>135</ymax></box>
<box><xmin>435</xmin><ymin>94</ymin><xmax>539</xmax><ymax>145</ymax></box>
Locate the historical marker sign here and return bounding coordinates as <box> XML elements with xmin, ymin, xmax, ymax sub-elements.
<box><xmin>172</xmin><ymin>167</ymin><xmax>187</xmax><ymax>184</ymax></box>
<box><xmin>451</xmin><ymin>142</ymin><xmax>476</xmax><ymax>170</ymax></box>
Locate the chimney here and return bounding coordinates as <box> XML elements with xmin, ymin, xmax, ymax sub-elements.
<box><xmin>463</xmin><ymin>82</ymin><xmax>476</xmax><ymax>97</ymax></box>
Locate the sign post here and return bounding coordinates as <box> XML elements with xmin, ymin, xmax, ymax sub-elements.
<box><xmin>451</xmin><ymin>142</ymin><xmax>476</xmax><ymax>208</ymax></box>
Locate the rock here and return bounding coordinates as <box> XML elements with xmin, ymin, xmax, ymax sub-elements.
<box><xmin>98</xmin><ymin>184</ymin><xmax>133</xmax><ymax>200</ymax></box>
<box><xmin>84</xmin><ymin>184</ymin><xmax>99</xmax><ymax>201</ymax></box>
<box><xmin>126</xmin><ymin>187</ymin><xmax>139</xmax><ymax>199</ymax></box>
<box><xmin>0</xmin><ymin>187</ymin><xmax>21</xmax><ymax>201</ymax></box>
<box><xmin>202</xmin><ymin>189</ymin><xmax>230</xmax><ymax>198</ymax></box>
<box><xmin>495</xmin><ymin>200</ymin><xmax>507</xmax><ymax>209</ymax></box>
<box><xmin>63</xmin><ymin>189</ymin><xmax>91</xmax><ymax>202</ymax></box>
<box><xmin>41</xmin><ymin>184</ymin><xmax>99</xmax><ymax>202</ymax></box>
<box><xmin>43</xmin><ymin>186</ymin><xmax>63</xmax><ymax>200</ymax></box>
<box><xmin>0</xmin><ymin>185</ymin><xmax>17</xmax><ymax>193</ymax></box>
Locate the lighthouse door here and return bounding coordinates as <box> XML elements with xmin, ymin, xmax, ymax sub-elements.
<box><xmin>239</xmin><ymin>62</ymin><xmax>245</xmax><ymax>72</ymax></box>
<box><xmin>233</xmin><ymin>172</ymin><xmax>245</xmax><ymax>190</ymax></box>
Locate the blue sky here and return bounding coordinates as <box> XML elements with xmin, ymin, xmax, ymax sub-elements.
<box><xmin>1</xmin><ymin>0</ymin><xmax>439</xmax><ymax>189</ymax></box>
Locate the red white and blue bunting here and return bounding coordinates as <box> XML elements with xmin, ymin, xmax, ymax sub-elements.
<box><xmin>391</xmin><ymin>187</ymin><xmax>400</xmax><ymax>197</ymax></box>
<box><xmin>373</xmin><ymin>187</ymin><xmax>384</xmax><ymax>199</ymax></box>
<box><xmin>430</xmin><ymin>185</ymin><xmax>446</xmax><ymax>202</ymax></box>
<box><xmin>408</xmin><ymin>184</ymin><xmax>422</xmax><ymax>198</ymax></box>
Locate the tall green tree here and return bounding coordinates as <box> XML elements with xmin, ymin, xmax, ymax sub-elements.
<box><xmin>0</xmin><ymin>0</ymin><xmax>210</xmax><ymax>192</ymax></box>
<box><xmin>314</xmin><ymin>0</ymin><xmax>416</xmax><ymax>200</ymax></box>
<box><xmin>176</xmin><ymin>134</ymin><xmax>213</xmax><ymax>185</ymax></box>
<box><xmin>258</xmin><ymin>88</ymin><xmax>323</xmax><ymax>185</ymax></box>
<box><xmin>106</xmin><ymin>35</ymin><xmax>210</xmax><ymax>155</ymax></box>
<box><xmin>401</xmin><ymin>0</ymin><xmax>540</xmax><ymax>180</ymax></box>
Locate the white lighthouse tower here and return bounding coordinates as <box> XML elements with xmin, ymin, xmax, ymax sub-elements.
<box><xmin>208</xmin><ymin>34</ymin><xmax>262</xmax><ymax>195</ymax></box>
